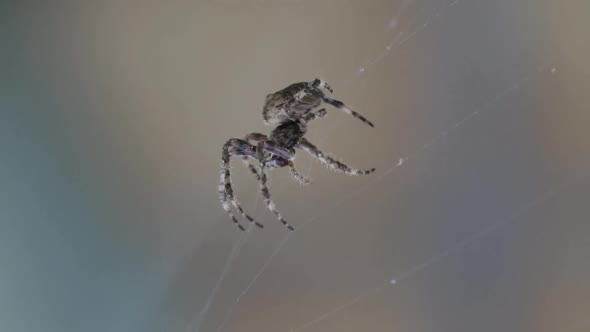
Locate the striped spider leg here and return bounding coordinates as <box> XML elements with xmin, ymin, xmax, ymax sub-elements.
<box><xmin>296</xmin><ymin>138</ymin><xmax>376</xmax><ymax>176</ymax></box>
<box><xmin>219</xmin><ymin>138</ymin><xmax>264</xmax><ymax>231</ymax></box>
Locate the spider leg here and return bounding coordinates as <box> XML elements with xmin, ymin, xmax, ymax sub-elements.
<box><xmin>244</xmin><ymin>154</ymin><xmax>310</xmax><ymax>185</ymax></box>
<box><xmin>243</xmin><ymin>132</ymin><xmax>267</xmax><ymax>142</ymax></box>
<box><xmin>263</xmin><ymin>141</ymin><xmax>293</xmax><ymax>160</ymax></box>
<box><xmin>241</xmin><ymin>157</ymin><xmax>261</xmax><ymax>181</ymax></box>
<box><xmin>296</xmin><ymin>138</ymin><xmax>376</xmax><ymax>176</ymax></box>
<box><xmin>322</xmin><ymin>97</ymin><xmax>375</xmax><ymax>128</ymax></box>
<box><xmin>220</xmin><ymin>138</ymin><xmax>264</xmax><ymax>230</ymax></box>
<box><xmin>240</xmin><ymin>134</ymin><xmax>267</xmax><ymax>180</ymax></box>
<box><xmin>245</xmin><ymin>132</ymin><xmax>293</xmax><ymax>160</ymax></box>
<box><xmin>301</xmin><ymin>108</ymin><xmax>327</xmax><ymax>124</ymax></box>
<box><xmin>288</xmin><ymin>160</ymin><xmax>311</xmax><ymax>185</ymax></box>
<box><xmin>257</xmin><ymin>142</ymin><xmax>296</xmax><ymax>231</ymax></box>
<box><xmin>311</xmin><ymin>78</ymin><xmax>333</xmax><ymax>93</ymax></box>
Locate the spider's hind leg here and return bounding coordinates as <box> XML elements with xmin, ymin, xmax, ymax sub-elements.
<box><xmin>311</xmin><ymin>78</ymin><xmax>333</xmax><ymax>93</ymax></box>
<box><xmin>296</xmin><ymin>138</ymin><xmax>376</xmax><ymax>176</ymax></box>
<box><xmin>322</xmin><ymin>97</ymin><xmax>375</xmax><ymax>128</ymax></box>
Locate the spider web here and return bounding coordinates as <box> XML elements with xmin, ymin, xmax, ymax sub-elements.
<box><xmin>191</xmin><ymin>1</ymin><xmax>590</xmax><ymax>332</ymax></box>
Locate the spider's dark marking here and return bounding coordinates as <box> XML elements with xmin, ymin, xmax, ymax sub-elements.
<box><xmin>262</xmin><ymin>78</ymin><xmax>374</xmax><ymax>128</ymax></box>
<box><xmin>219</xmin><ymin>80</ymin><xmax>375</xmax><ymax>231</ymax></box>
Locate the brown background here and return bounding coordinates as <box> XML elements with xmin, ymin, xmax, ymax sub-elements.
<box><xmin>2</xmin><ymin>0</ymin><xmax>589</xmax><ymax>331</ymax></box>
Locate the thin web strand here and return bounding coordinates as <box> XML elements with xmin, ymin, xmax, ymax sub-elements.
<box><xmin>347</xmin><ymin>0</ymin><xmax>465</xmax><ymax>83</ymax></box>
<box><xmin>189</xmin><ymin>196</ymin><xmax>261</xmax><ymax>332</ymax></box>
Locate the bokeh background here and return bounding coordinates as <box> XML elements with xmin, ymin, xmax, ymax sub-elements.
<box><xmin>2</xmin><ymin>0</ymin><xmax>589</xmax><ymax>331</ymax></box>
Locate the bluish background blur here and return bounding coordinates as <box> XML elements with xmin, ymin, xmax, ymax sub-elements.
<box><xmin>1</xmin><ymin>1</ymin><xmax>589</xmax><ymax>332</ymax></box>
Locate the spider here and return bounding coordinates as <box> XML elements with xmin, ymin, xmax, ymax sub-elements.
<box><xmin>219</xmin><ymin>79</ymin><xmax>375</xmax><ymax>231</ymax></box>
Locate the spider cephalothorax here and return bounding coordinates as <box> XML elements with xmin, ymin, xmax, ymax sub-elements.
<box><xmin>219</xmin><ymin>79</ymin><xmax>375</xmax><ymax>231</ymax></box>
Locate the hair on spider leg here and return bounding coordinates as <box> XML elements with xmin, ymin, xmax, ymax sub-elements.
<box><xmin>220</xmin><ymin>80</ymin><xmax>375</xmax><ymax>231</ymax></box>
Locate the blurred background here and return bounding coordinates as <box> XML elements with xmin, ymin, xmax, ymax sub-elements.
<box><xmin>1</xmin><ymin>0</ymin><xmax>589</xmax><ymax>331</ymax></box>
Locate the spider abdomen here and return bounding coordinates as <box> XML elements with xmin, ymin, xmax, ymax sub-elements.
<box><xmin>262</xmin><ymin>81</ymin><xmax>324</xmax><ymax>125</ymax></box>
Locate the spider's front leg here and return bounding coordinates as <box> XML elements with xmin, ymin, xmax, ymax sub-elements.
<box><xmin>220</xmin><ymin>138</ymin><xmax>264</xmax><ymax>230</ymax></box>
<box><xmin>321</xmin><ymin>97</ymin><xmax>375</xmax><ymax>128</ymax></box>
<box><xmin>296</xmin><ymin>138</ymin><xmax>376</xmax><ymax>176</ymax></box>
